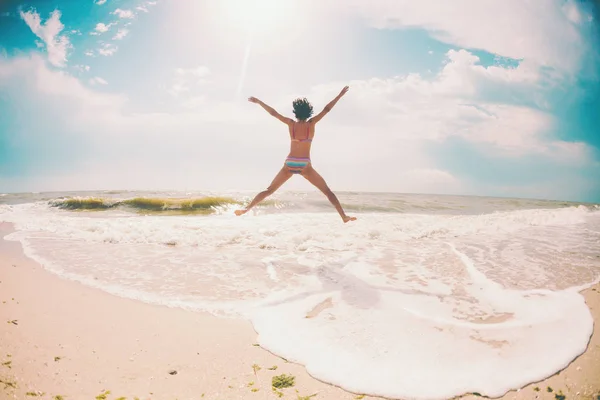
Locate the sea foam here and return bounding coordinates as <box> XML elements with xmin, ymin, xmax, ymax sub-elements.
<box><xmin>251</xmin><ymin>261</ymin><xmax>594</xmax><ymax>399</ymax></box>
<box><xmin>1</xmin><ymin>200</ymin><xmax>599</xmax><ymax>399</ymax></box>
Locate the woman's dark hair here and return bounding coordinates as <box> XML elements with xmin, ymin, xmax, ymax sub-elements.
<box><xmin>292</xmin><ymin>98</ymin><xmax>314</xmax><ymax>121</ymax></box>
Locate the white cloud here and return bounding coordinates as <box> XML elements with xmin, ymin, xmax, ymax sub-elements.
<box><xmin>167</xmin><ymin>82</ymin><xmax>190</xmax><ymax>97</ymax></box>
<box><xmin>545</xmin><ymin>141</ymin><xmax>591</xmax><ymax>166</ymax></box>
<box><xmin>342</xmin><ymin>0</ymin><xmax>588</xmax><ymax>74</ymax></box>
<box><xmin>436</xmin><ymin>50</ymin><xmax>540</xmax><ymax>94</ymax></box>
<box><xmin>446</xmin><ymin>103</ymin><xmax>554</xmax><ymax>156</ymax></box>
<box><xmin>133</xmin><ymin>1</ymin><xmax>157</xmax><ymax>15</ymax></box>
<box><xmin>113</xmin><ymin>28</ymin><xmax>129</xmax><ymax>40</ymax></box>
<box><xmin>19</xmin><ymin>9</ymin><xmax>71</xmax><ymax>67</ymax></box>
<box><xmin>302</xmin><ymin>49</ymin><xmax>586</xmax><ymax>162</ymax></box>
<box><xmin>84</xmin><ymin>50</ymin><xmax>95</xmax><ymax>57</ymax></box>
<box><xmin>168</xmin><ymin>66</ymin><xmax>211</xmax><ymax>97</ymax></box>
<box><xmin>74</xmin><ymin>64</ymin><xmax>91</xmax><ymax>72</ymax></box>
<box><xmin>112</xmin><ymin>8</ymin><xmax>135</xmax><ymax>19</ymax></box>
<box><xmin>176</xmin><ymin>66</ymin><xmax>210</xmax><ymax>79</ymax></box>
<box><xmin>95</xmin><ymin>0</ymin><xmax>107</xmax><ymax>4</ymax></box>
<box><xmin>89</xmin><ymin>77</ymin><xmax>108</xmax><ymax>85</ymax></box>
<box><xmin>97</xmin><ymin>43</ymin><xmax>118</xmax><ymax>56</ymax></box>
<box><xmin>563</xmin><ymin>1</ymin><xmax>582</xmax><ymax>24</ymax></box>
<box><xmin>0</xmin><ymin>55</ymin><xmax>125</xmax><ymax>109</ymax></box>
<box><xmin>94</xmin><ymin>22</ymin><xmax>112</xmax><ymax>33</ymax></box>
<box><xmin>398</xmin><ymin>168</ymin><xmax>463</xmax><ymax>194</ymax></box>
<box><xmin>0</xmin><ymin>49</ymin><xmax>594</xmax><ymax>198</ymax></box>
<box><xmin>182</xmin><ymin>96</ymin><xmax>207</xmax><ymax>110</ymax></box>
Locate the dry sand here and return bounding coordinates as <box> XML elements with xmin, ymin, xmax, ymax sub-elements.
<box><xmin>0</xmin><ymin>222</ymin><xmax>599</xmax><ymax>400</ymax></box>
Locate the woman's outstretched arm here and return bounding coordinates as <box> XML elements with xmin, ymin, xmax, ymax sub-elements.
<box><xmin>248</xmin><ymin>96</ymin><xmax>293</xmax><ymax>125</ymax></box>
<box><xmin>309</xmin><ymin>86</ymin><xmax>349</xmax><ymax>124</ymax></box>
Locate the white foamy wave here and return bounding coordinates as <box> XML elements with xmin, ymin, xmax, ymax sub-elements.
<box><xmin>407</xmin><ymin>205</ymin><xmax>592</xmax><ymax>239</ymax></box>
<box><xmin>251</xmin><ymin>245</ymin><xmax>593</xmax><ymax>400</ymax></box>
<box><xmin>1</xmin><ymin>201</ymin><xmax>599</xmax><ymax>399</ymax></box>
<box><xmin>1</xmin><ymin>203</ymin><xmax>594</xmax><ymax>246</ymax></box>
<box><xmin>15</xmin><ymin>236</ymin><xmax>252</xmax><ymax>317</ymax></box>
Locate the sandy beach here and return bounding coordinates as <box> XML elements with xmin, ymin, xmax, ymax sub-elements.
<box><xmin>1</xmin><ymin>221</ymin><xmax>599</xmax><ymax>400</ymax></box>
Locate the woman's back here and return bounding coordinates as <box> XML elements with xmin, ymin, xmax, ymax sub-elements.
<box><xmin>288</xmin><ymin>120</ymin><xmax>314</xmax><ymax>157</ymax></box>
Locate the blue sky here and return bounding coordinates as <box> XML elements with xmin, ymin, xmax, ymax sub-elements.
<box><xmin>0</xmin><ymin>0</ymin><xmax>599</xmax><ymax>202</ymax></box>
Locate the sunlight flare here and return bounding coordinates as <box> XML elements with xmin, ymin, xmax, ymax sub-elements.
<box><xmin>219</xmin><ymin>0</ymin><xmax>295</xmax><ymax>35</ymax></box>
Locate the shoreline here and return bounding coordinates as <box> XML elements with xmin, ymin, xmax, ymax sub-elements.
<box><xmin>1</xmin><ymin>221</ymin><xmax>599</xmax><ymax>400</ymax></box>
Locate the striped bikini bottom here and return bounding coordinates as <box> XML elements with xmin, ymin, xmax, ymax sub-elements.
<box><xmin>284</xmin><ymin>157</ymin><xmax>310</xmax><ymax>174</ymax></box>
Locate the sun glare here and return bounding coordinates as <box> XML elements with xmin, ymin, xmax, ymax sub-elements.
<box><xmin>210</xmin><ymin>0</ymin><xmax>302</xmax><ymax>101</ymax></box>
<box><xmin>219</xmin><ymin>0</ymin><xmax>295</xmax><ymax>36</ymax></box>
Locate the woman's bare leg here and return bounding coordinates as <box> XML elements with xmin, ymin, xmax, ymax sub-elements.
<box><xmin>235</xmin><ymin>166</ymin><xmax>293</xmax><ymax>216</ymax></box>
<box><xmin>301</xmin><ymin>165</ymin><xmax>356</xmax><ymax>223</ymax></box>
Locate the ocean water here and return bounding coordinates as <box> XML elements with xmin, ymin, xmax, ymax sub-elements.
<box><xmin>1</xmin><ymin>190</ymin><xmax>600</xmax><ymax>400</ymax></box>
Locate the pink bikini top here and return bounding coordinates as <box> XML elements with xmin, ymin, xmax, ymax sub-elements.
<box><xmin>291</xmin><ymin>123</ymin><xmax>312</xmax><ymax>143</ymax></box>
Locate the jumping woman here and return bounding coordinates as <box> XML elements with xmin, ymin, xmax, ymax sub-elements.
<box><xmin>235</xmin><ymin>86</ymin><xmax>357</xmax><ymax>223</ymax></box>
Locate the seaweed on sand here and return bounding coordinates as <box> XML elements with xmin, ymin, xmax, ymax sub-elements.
<box><xmin>272</xmin><ymin>374</ymin><xmax>295</xmax><ymax>389</ymax></box>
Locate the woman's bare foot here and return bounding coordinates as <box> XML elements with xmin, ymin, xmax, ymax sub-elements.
<box><xmin>342</xmin><ymin>215</ymin><xmax>357</xmax><ymax>223</ymax></box>
<box><xmin>234</xmin><ymin>209</ymin><xmax>247</xmax><ymax>216</ymax></box>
